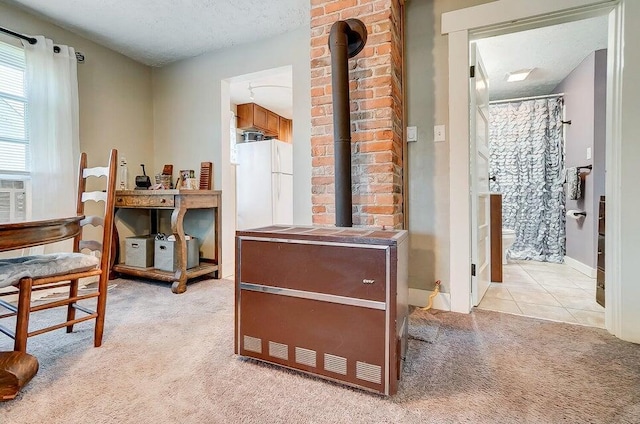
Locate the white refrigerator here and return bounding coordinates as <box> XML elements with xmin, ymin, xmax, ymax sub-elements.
<box><xmin>236</xmin><ymin>139</ymin><xmax>293</xmax><ymax>230</ymax></box>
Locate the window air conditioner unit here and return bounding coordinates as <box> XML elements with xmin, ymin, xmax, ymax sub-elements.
<box><xmin>0</xmin><ymin>178</ymin><xmax>28</xmax><ymax>223</ymax></box>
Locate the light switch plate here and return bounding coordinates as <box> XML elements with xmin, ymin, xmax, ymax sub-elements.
<box><xmin>407</xmin><ymin>126</ymin><xmax>417</xmax><ymax>142</ymax></box>
<box><xmin>586</xmin><ymin>147</ymin><xmax>592</xmax><ymax>160</ymax></box>
<box><xmin>434</xmin><ymin>125</ymin><xmax>446</xmax><ymax>142</ymax></box>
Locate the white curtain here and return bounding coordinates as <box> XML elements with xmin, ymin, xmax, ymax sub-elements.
<box><xmin>22</xmin><ymin>36</ymin><xmax>79</xmax><ymax>220</ymax></box>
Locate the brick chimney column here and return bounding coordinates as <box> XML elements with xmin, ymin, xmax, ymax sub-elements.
<box><xmin>310</xmin><ymin>0</ymin><xmax>404</xmax><ymax>228</ymax></box>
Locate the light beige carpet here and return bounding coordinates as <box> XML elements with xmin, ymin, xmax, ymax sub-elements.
<box><xmin>1</xmin><ymin>278</ymin><xmax>639</xmax><ymax>424</ymax></box>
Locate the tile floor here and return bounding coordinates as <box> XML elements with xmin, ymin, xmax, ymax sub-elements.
<box><xmin>476</xmin><ymin>259</ymin><xmax>605</xmax><ymax>328</ymax></box>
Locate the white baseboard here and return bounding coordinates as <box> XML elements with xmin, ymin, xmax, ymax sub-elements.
<box><xmin>408</xmin><ymin>288</ymin><xmax>451</xmax><ymax>311</ymax></box>
<box><xmin>564</xmin><ymin>256</ymin><xmax>597</xmax><ymax>278</ymax></box>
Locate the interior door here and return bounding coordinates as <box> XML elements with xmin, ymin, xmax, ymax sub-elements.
<box><xmin>470</xmin><ymin>43</ymin><xmax>491</xmax><ymax>306</ymax></box>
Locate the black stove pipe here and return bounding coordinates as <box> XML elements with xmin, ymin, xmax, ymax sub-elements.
<box><xmin>328</xmin><ymin>19</ymin><xmax>367</xmax><ymax>228</ymax></box>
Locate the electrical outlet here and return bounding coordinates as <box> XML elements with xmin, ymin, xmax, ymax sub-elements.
<box><xmin>434</xmin><ymin>125</ymin><xmax>446</xmax><ymax>142</ymax></box>
<box><xmin>407</xmin><ymin>126</ymin><xmax>418</xmax><ymax>142</ymax></box>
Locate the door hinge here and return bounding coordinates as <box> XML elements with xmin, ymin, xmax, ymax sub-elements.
<box><xmin>471</xmin><ymin>263</ymin><xmax>476</xmax><ymax>276</ymax></box>
<box><xmin>469</xmin><ymin>65</ymin><xmax>475</xmax><ymax>78</ymax></box>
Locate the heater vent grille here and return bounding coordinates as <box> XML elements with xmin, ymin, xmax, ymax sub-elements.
<box><xmin>324</xmin><ymin>354</ymin><xmax>347</xmax><ymax>375</ymax></box>
<box><xmin>295</xmin><ymin>347</ymin><xmax>317</xmax><ymax>367</ymax></box>
<box><xmin>356</xmin><ymin>361</ymin><xmax>382</xmax><ymax>384</ymax></box>
<box><xmin>268</xmin><ymin>341</ymin><xmax>289</xmax><ymax>360</ymax></box>
<box><xmin>243</xmin><ymin>335</ymin><xmax>262</xmax><ymax>353</ymax></box>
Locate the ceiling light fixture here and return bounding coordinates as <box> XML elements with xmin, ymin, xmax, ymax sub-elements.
<box><xmin>506</xmin><ymin>69</ymin><xmax>533</xmax><ymax>82</ymax></box>
<box><xmin>247</xmin><ymin>83</ymin><xmax>292</xmax><ymax>102</ymax></box>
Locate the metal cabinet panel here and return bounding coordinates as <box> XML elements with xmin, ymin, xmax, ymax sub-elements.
<box><xmin>238</xmin><ymin>290</ymin><xmax>387</xmax><ymax>393</ymax></box>
<box><xmin>239</xmin><ymin>239</ymin><xmax>388</xmax><ymax>302</ymax></box>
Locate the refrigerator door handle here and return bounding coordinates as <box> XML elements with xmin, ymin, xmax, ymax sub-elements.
<box><xmin>277</xmin><ymin>147</ymin><xmax>281</xmax><ymax>173</ymax></box>
<box><xmin>275</xmin><ymin>143</ymin><xmax>281</xmax><ymax>200</ymax></box>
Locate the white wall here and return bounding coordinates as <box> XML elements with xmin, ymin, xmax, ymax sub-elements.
<box><xmin>152</xmin><ymin>26</ymin><xmax>311</xmax><ymax>277</ymax></box>
<box><xmin>554</xmin><ymin>51</ymin><xmax>605</xmax><ymax>270</ymax></box>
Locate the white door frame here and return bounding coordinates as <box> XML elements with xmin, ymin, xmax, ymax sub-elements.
<box><xmin>443</xmin><ymin>0</ymin><xmax>624</xmax><ymax>336</ymax></box>
<box><xmin>220</xmin><ymin>80</ymin><xmax>236</xmax><ymax>278</ymax></box>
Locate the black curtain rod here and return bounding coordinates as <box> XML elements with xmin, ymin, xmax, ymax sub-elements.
<box><xmin>0</xmin><ymin>26</ymin><xmax>37</xmax><ymax>45</ymax></box>
<box><xmin>0</xmin><ymin>26</ymin><xmax>85</xmax><ymax>62</ymax></box>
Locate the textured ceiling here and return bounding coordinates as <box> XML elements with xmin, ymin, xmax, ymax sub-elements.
<box><xmin>475</xmin><ymin>15</ymin><xmax>609</xmax><ymax>101</ymax></box>
<box><xmin>5</xmin><ymin>1</ymin><xmax>607</xmax><ymax>106</ymax></box>
<box><xmin>4</xmin><ymin>0</ymin><xmax>309</xmax><ymax>67</ymax></box>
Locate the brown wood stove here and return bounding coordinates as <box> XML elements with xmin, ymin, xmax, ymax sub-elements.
<box><xmin>235</xmin><ymin>225</ymin><xmax>408</xmax><ymax>395</ymax></box>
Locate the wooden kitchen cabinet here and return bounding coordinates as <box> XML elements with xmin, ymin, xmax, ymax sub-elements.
<box><xmin>237</xmin><ymin>103</ymin><xmax>279</xmax><ymax>137</ymax></box>
<box><xmin>266</xmin><ymin>110</ymin><xmax>279</xmax><ymax>136</ymax></box>
<box><xmin>278</xmin><ymin>116</ymin><xmax>292</xmax><ymax>143</ymax></box>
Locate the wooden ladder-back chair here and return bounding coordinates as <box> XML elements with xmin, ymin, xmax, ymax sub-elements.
<box><xmin>0</xmin><ymin>149</ymin><xmax>117</xmax><ymax>352</ymax></box>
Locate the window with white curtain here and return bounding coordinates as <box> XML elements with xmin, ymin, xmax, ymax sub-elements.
<box><xmin>0</xmin><ymin>41</ymin><xmax>29</xmax><ymax>175</ymax></box>
<box><xmin>0</xmin><ymin>41</ymin><xmax>29</xmax><ymax>223</ymax></box>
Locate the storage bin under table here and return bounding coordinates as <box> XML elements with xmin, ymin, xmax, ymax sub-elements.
<box><xmin>124</xmin><ymin>235</ymin><xmax>155</xmax><ymax>268</ymax></box>
<box><xmin>154</xmin><ymin>238</ymin><xmax>199</xmax><ymax>272</ymax></box>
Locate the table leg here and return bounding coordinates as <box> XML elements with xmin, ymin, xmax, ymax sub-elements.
<box><xmin>170</xmin><ymin>206</ymin><xmax>188</xmax><ymax>294</ymax></box>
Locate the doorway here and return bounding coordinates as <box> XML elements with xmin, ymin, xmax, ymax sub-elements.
<box><xmin>469</xmin><ymin>17</ymin><xmax>607</xmax><ymax>327</ymax></box>
<box><xmin>443</xmin><ymin>0</ymin><xmax>628</xmax><ymax>338</ymax></box>
<box><xmin>220</xmin><ymin>66</ymin><xmax>293</xmax><ymax>276</ymax></box>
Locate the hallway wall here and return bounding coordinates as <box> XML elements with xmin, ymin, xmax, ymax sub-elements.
<box><xmin>405</xmin><ymin>0</ymin><xmax>493</xmax><ymax>295</ymax></box>
<box><xmin>554</xmin><ymin>49</ymin><xmax>607</xmax><ymax>270</ymax></box>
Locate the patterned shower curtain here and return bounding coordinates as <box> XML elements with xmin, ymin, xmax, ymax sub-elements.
<box><xmin>489</xmin><ymin>97</ymin><xmax>565</xmax><ymax>263</ymax></box>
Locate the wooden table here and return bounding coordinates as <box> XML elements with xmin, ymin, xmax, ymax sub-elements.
<box><xmin>0</xmin><ymin>216</ymin><xmax>83</xmax><ymax>252</ymax></box>
<box><xmin>111</xmin><ymin>190</ymin><xmax>221</xmax><ymax>294</ymax></box>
